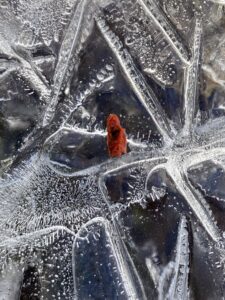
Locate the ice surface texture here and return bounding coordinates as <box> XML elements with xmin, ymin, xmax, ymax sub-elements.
<box><xmin>0</xmin><ymin>0</ymin><xmax>225</xmax><ymax>299</ymax></box>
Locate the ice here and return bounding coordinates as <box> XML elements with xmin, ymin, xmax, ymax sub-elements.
<box><xmin>96</xmin><ymin>17</ymin><xmax>176</xmax><ymax>144</ymax></box>
<box><xmin>43</xmin><ymin>0</ymin><xmax>93</xmax><ymax>126</ymax></box>
<box><xmin>182</xmin><ymin>18</ymin><xmax>202</xmax><ymax>136</ymax></box>
<box><xmin>209</xmin><ymin>0</ymin><xmax>225</xmax><ymax>4</ymax></box>
<box><xmin>158</xmin><ymin>216</ymin><xmax>190</xmax><ymax>300</ymax></box>
<box><xmin>73</xmin><ymin>217</ymin><xmax>146</xmax><ymax>299</ymax></box>
<box><xmin>0</xmin><ymin>3</ymin><xmax>51</xmax><ymax>103</ymax></box>
<box><xmin>137</xmin><ymin>0</ymin><xmax>191</xmax><ymax>65</ymax></box>
<box><xmin>0</xmin><ymin>0</ymin><xmax>225</xmax><ymax>299</ymax></box>
<box><xmin>61</xmin><ymin>64</ymin><xmax>115</xmax><ymax>127</ymax></box>
<box><xmin>0</xmin><ymin>263</ymin><xmax>23</xmax><ymax>300</ymax></box>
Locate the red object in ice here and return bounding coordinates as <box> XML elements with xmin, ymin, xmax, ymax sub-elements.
<box><xmin>106</xmin><ymin>114</ymin><xmax>127</xmax><ymax>158</ymax></box>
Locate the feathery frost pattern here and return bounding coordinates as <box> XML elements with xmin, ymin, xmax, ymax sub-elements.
<box><xmin>61</xmin><ymin>64</ymin><xmax>114</xmax><ymax>126</ymax></box>
<box><xmin>96</xmin><ymin>17</ymin><xmax>175</xmax><ymax>143</ymax></box>
<box><xmin>137</xmin><ymin>0</ymin><xmax>191</xmax><ymax>65</ymax></box>
<box><xmin>43</xmin><ymin>0</ymin><xmax>91</xmax><ymax>126</ymax></box>
<box><xmin>0</xmin><ymin>1</ymin><xmax>225</xmax><ymax>299</ymax></box>
<box><xmin>167</xmin><ymin>162</ymin><xmax>221</xmax><ymax>243</ymax></box>
<box><xmin>73</xmin><ymin>218</ymin><xmax>147</xmax><ymax>299</ymax></box>
<box><xmin>183</xmin><ymin>18</ymin><xmax>202</xmax><ymax>136</ymax></box>
<box><xmin>158</xmin><ymin>216</ymin><xmax>190</xmax><ymax>300</ymax></box>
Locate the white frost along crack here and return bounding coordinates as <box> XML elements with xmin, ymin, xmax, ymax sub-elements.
<box><xmin>136</xmin><ymin>0</ymin><xmax>191</xmax><ymax>66</ymax></box>
<box><xmin>73</xmin><ymin>217</ymin><xmax>147</xmax><ymax>299</ymax></box>
<box><xmin>43</xmin><ymin>0</ymin><xmax>93</xmax><ymax>126</ymax></box>
<box><xmin>0</xmin><ymin>1</ymin><xmax>225</xmax><ymax>298</ymax></box>
<box><xmin>182</xmin><ymin>18</ymin><xmax>202</xmax><ymax>136</ymax></box>
<box><xmin>145</xmin><ymin>216</ymin><xmax>190</xmax><ymax>299</ymax></box>
<box><xmin>59</xmin><ymin>63</ymin><xmax>115</xmax><ymax>127</ymax></box>
<box><xmin>94</xmin><ymin>14</ymin><xmax>225</xmax><ymax>244</ymax></box>
<box><xmin>0</xmin><ymin>4</ymin><xmax>52</xmax><ymax>103</ymax></box>
<box><xmin>158</xmin><ymin>216</ymin><xmax>190</xmax><ymax>300</ymax></box>
<box><xmin>96</xmin><ymin>17</ymin><xmax>176</xmax><ymax>144</ymax></box>
<box><xmin>209</xmin><ymin>0</ymin><xmax>225</xmax><ymax>4</ymax></box>
<box><xmin>0</xmin><ymin>34</ymin><xmax>51</xmax><ymax>103</ymax></box>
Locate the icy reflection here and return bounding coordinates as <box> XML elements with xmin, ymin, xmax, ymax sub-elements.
<box><xmin>0</xmin><ymin>0</ymin><xmax>225</xmax><ymax>299</ymax></box>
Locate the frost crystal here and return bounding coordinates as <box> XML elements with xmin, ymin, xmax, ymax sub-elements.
<box><xmin>0</xmin><ymin>0</ymin><xmax>225</xmax><ymax>299</ymax></box>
